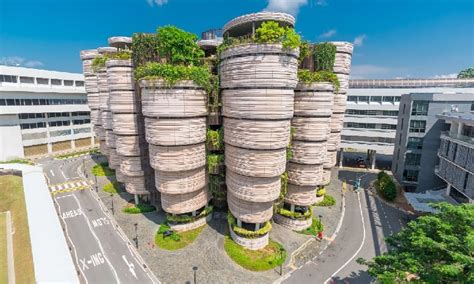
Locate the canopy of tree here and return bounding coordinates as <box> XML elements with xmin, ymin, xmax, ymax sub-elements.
<box><xmin>358</xmin><ymin>202</ymin><xmax>474</xmax><ymax>283</ymax></box>
<box><xmin>458</xmin><ymin>67</ymin><xmax>474</xmax><ymax>79</ymax></box>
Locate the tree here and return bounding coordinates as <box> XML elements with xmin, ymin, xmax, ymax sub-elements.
<box><xmin>357</xmin><ymin>203</ymin><xmax>474</xmax><ymax>283</ymax></box>
<box><xmin>458</xmin><ymin>67</ymin><xmax>474</xmax><ymax>79</ymax></box>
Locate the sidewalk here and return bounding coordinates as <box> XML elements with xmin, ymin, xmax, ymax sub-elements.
<box><xmin>0</xmin><ymin>164</ymin><xmax>79</xmax><ymax>284</ymax></box>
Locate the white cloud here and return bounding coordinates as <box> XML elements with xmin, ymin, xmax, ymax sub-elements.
<box><xmin>316</xmin><ymin>0</ymin><xmax>327</xmax><ymax>6</ymax></box>
<box><xmin>0</xmin><ymin>56</ymin><xmax>44</xmax><ymax>68</ymax></box>
<box><xmin>353</xmin><ymin>34</ymin><xmax>367</xmax><ymax>46</ymax></box>
<box><xmin>263</xmin><ymin>0</ymin><xmax>308</xmax><ymax>16</ymax></box>
<box><xmin>432</xmin><ymin>73</ymin><xmax>458</xmax><ymax>79</ymax></box>
<box><xmin>350</xmin><ymin>64</ymin><xmax>391</xmax><ymax>79</ymax></box>
<box><xmin>319</xmin><ymin>29</ymin><xmax>336</xmax><ymax>38</ymax></box>
<box><xmin>147</xmin><ymin>0</ymin><xmax>168</xmax><ymax>7</ymax></box>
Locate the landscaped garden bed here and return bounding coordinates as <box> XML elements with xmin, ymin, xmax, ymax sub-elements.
<box><xmin>122</xmin><ymin>203</ymin><xmax>156</xmax><ymax>214</ymax></box>
<box><xmin>103</xmin><ymin>181</ymin><xmax>121</xmax><ymax>194</ymax></box>
<box><xmin>299</xmin><ymin>218</ymin><xmax>324</xmax><ymax>236</ymax></box>
<box><xmin>92</xmin><ymin>162</ymin><xmax>115</xmax><ymax>176</ymax></box>
<box><xmin>155</xmin><ymin>223</ymin><xmax>206</xmax><ymax>250</ymax></box>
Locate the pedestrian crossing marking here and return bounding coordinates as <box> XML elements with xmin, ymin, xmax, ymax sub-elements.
<box><xmin>49</xmin><ymin>180</ymin><xmax>93</xmax><ymax>195</ymax></box>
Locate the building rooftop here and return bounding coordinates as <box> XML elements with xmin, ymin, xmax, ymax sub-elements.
<box><xmin>223</xmin><ymin>12</ymin><xmax>295</xmax><ymax>37</ymax></box>
<box><xmin>437</xmin><ymin>112</ymin><xmax>474</xmax><ymax>125</ymax></box>
<box><xmin>349</xmin><ymin>78</ymin><xmax>474</xmax><ymax>89</ymax></box>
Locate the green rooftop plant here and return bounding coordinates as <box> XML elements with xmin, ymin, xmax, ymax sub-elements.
<box><xmin>131</xmin><ymin>33</ymin><xmax>160</xmax><ymax>67</ymax></box>
<box><xmin>156</xmin><ymin>25</ymin><xmax>204</xmax><ymax>66</ymax></box>
<box><xmin>255</xmin><ymin>21</ymin><xmax>301</xmax><ymax>49</ymax></box>
<box><xmin>109</xmin><ymin>50</ymin><xmax>132</xmax><ymax>60</ymax></box>
<box><xmin>298</xmin><ymin>40</ymin><xmax>312</xmax><ymax>63</ymax></box>
<box><xmin>314</xmin><ymin>42</ymin><xmax>336</xmax><ymax>72</ymax></box>
<box><xmin>227</xmin><ymin>212</ymin><xmax>272</xmax><ymax>238</ymax></box>
<box><xmin>297</xmin><ymin>69</ymin><xmax>340</xmax><ymax>92</ymax></box>
<box><xmin>166</xmin><ymin>206</ymin><xmax>213</xmax><ymax>224</ymax></box>
<box><xmin>277</xmin><ymin>207</ymin><xmax>312</xmax><ymax>220</ymax></box>
<box><xmin>91</xmin><ymin>56</ymin><xmax>108</xmax><ymax>72</ymax></box>
<box><xmin>206</xmin><ymin>128</ymin><xmax>223</xmax><ymax>149</ymax></box>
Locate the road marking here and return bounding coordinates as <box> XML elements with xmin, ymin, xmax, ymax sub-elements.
<box><xmin>79</xmin><ymin>252</ymin><xmax>106</xmax><ymax>270</ymax></box>
<box><xmin>324</xmin><ymin>192</ymin><xmax>366</xmax><ymax>283</ymax></box>
<box><xmin>61</xmin><ymin>170</ymin><xmax>67</xmax><ymax>180</ymax></box>
<box><xmin>92</xmin><ymin>217</ymin><xmax>110</xmax><ymax>228</ymax></box>
<box><xmin>70</xmin><ymin>194</ymin><xmax>121</xmax><ymax>284</ymax></box>
<box><xmin>54</xmin><ymin>195</ymin><xmax>88</xmax><ymax>283</ymax></box>
<box><xmin>122</xmin><ymin>255</ymin><xmax>137</xmax><ymax>279</ymax></box>
<box><xmin>62</xmin><ymin>208</ymin><xmax>83</xmax><ymax>220</ymax></box>
<box><xmin>50</xmin><ymin>169</ymin><xmax>55</xmax><ymax>177</ymax></box>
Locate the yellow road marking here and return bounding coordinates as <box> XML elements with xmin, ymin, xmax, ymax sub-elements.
<box><xmin>52</xmin><ymin>185</ymin><xmax>90</xmax><ymax>195</ymax></box>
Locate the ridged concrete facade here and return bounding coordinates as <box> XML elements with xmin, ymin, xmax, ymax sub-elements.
<box><xmin>326</xmin><ymin>42</ymin><xmax>353</xmax><ymax>175</ymax></box>
<box><xmin>139</xmin><ymin>79</ymin><xmax>210</xmax><ymax>228</ymax></box>
<box><xmin>276</xmin><ymin>83</ymin><xmax>334</xmax><ymax>230</ymax></box>
<box><xmin>220</xmin><ymin>40</ymin><xmax>298</xmax><ymax>248</ymax></box>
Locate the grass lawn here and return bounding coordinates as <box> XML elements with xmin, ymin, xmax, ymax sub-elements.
<box><xmin>92</xmin><ymin>162</ymin><xmax>115</xmax><ymax>176</ymax></box>
<box><xmin>314</xmin><ymin>194</ymin><xmax>336</xmax><ymax>207</ymax></box>
<box><xmin>155</xmin><ymin>225</ymin><xmax>205</xmax><ymax>250</ymax></box>
<box><xmin>299</xmin><ymin>218</ymin><xmax>324</xmax><ymax>236</ymax></box>
<box><xmin>122</xmin><ymin>203</ymin><xmax>156</xmax><ymax>214</ymax></box>
<box><xmin>0</xmin><ymin>214</ymin><xmax>7</xmax><ymax>283</ymax></box>
<box><xmin>0</xmin><ymin>175</ymin><xmax>35</xmax><ymax>283</ymax></box>
<box><xmin>103</xmin><ymin>181</ymin><xmax>121</xmax><ymax>194</ymax></box>
<box><xmin>224</xmin><ymin>236</ymin><xmax>286</xmax><ymax>271</ymax></box>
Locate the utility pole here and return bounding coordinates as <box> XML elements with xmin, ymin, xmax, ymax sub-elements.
<box><xmin>134</xmin><ymin>223</ymin><xmax>138</xmax><ymax>249</ymax></box>
<box><xmin>110</xmin><ymin>194</ymin><xmax>114</xmax><ymax>215</ymax></box>
<box><xmin>192</xmin><ymin>266</ymin><xmax>198</xmax><ymax>284</ymax></box>
<box><xmin>94</xmin><ymin>174</ymin><xmax>98</xmax><ymax>192</ymax></box>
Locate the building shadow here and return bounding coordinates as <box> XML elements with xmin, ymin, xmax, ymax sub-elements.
<box><xmin>330</xmin><ymin>269</ymin><xmax>373</xmax><ymax>284</ymax></box>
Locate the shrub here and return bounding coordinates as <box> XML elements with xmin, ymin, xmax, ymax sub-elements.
<box><xmin>375</xmin><ymin>171</ymin><xmax>397</xmax><ymax>201</ymax></box>
<box><xmin>298</xmin><ymin>69</ymin><xmax>340</xmax><ymax>92</ymax></box>
<box><xmin>298</xmin><ymin>40</ymin><xmax>312</xmax><ymax>63</ymax></box>
<box><xmin>166</xmin><ymin>206</ymin><xmax>213</xmax><ymax>224</ymax></box>
<box><xmin>314</xmin><ymin>42</ymin><xmax>336</xmax><ymax>72</ymax></box>
<box><xmin>227</xmin><ymin>212</ymin><xmax>271</xmax><ymax>238</ymax></box>
<box><xmin>156</xmin><ymin>25</ymin><xmax>204</xmax><ymax>66</ymax></box>
<box><xmin>122</xmin><ymin>203</ymin><xmax>156</xmax><ymax>214</ymax></box>
<box><xmin>91</xmin><ymin>56</ymin><xmax>107</xmax><ymax>72</ymax></box>
<box><xmin>207</xmin><ymin>154</ymin><xmax>224</xmax><ymax>173</ymax></box>
<box><xmin>91</xmin><ymin>162</ymin><xmax>115</xmax><ymax>176</ymax></box>
<box><xmin>224</xmin><ymin>236</ymin><xmax>286</xmax><ymax>271</ymax></box>
<box><xmin>277</xmin><ymin>207</ymin><xmax>312</xmax><ymax>220</ymax></box>
<box><xmin>255</xmin><ymin>21</ymin><xmax>301</xmax><ymax>49</ymax></box>
<box><xmin>316</xmin><ymin>188</ymin><xmax>326</xmax><ymax>197</ymax></box>
<box><xmin>300</xmin><ymin>218</ymin><xmax>324</xmax><ymax>236</ymax></box>
<box><xmin>315</xmin><ymin>194</ymin><xmax>336</xmax><ymax>207</ymax></box>
<box><xmin>103</xmin><ymin>181</ymin><xmax>120</xmax><ymax>194</ymax></box>
<box><xmin>206</xmin><ymin>128</ymin><xmax>223</xmax><ymax>149</ymax></box>
<box><xmin>131</xmin><ymin>33</ymin><xmax>160</xmax><ymax>66</ymax></box>
<box><xmin>209</xmin><ymin>175</ymin><xmax>226</xmax><ymax>198</ymax></box>
<box><xmin>109</xmin><ymin>50</ymin><xmax>131</xmax><ymax>60</ymax></box>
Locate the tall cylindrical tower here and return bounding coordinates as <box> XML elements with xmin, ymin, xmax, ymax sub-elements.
<box><xmin>275</xmin><ymin>82</ymin><xmax>334</xmax><ymax>230</ymax></box>
<box><xmin>220</xmin><ymin>12</ymin><xmax>299</xmax><ymax>250</ymax></box>
<box><xmin>325</xmin><ymin>42</ymin><xmax>353</xmax><ymax>181</ymax></box>
<box><xmin>80</xmin><ymin>49</ymin><xmax>100</xmax><ymax>146</ymax></box>
<box><xmin>140</xmin><ymin>79</ymin><xmax>210</xmax><ymax>231</ymax></box>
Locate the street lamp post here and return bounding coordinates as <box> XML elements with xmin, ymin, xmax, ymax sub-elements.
<box><xmin>279</xmin><ymin>247</ymin><xmax>284</xmax><ymax>275</ymax></box>
<box><xmin>192</xmin><ymin>266</ymin><xmax>198</xmax><ymax>284</ymax></box>
<box><xmin>110</xmin><ymin>194</ymin><xmax>114</xmax><ymax>215</ymax></box>
<box><xmin>94</xmin><ymin>174</ymin><xmax>98</xmax><ymax>192</ymax></box>
<box><xmin>134</xmin><ymin>223</ymin><xmax>138</xmax><ymax>249</ymax></box>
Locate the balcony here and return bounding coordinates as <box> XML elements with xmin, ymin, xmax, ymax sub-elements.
<box><xmin>441</xmin><ymin>131</ymin><xmax>474</xmax><ymax>147</ymax></box>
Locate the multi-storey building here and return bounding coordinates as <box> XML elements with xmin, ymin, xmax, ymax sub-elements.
<box><xmin>341</xmin><ymin>78</ymin><xmax>474</xmax><ymax>168</ymax></box>
<box><xmin>0</xmin><ymin>65</ymin><xmax>93</xmax><ymax>160</ymax></box>
<box><xmin>391</xmin><ymin>92</ymin><xmax>474</xmax><ymax>192</ymax></box>
<box><xmin>436</xmin><ymin>112</ymin><xmax>474</xmax><ymax>203</ymax></box>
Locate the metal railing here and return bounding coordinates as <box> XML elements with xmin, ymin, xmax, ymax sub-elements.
<box><xmin>349</xmin><ymin>78</ymin><xmax>474</xmax><ymax>89</ymax></box>
<box><xmin>441</xmin><ymin>131</ymin><xmax>474</xmax><ymax>146</ymax></box>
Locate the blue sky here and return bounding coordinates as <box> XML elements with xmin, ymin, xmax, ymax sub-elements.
<box><xmin>0</xmin><ymin>0</ymin><xmax>473</xmax><ymax>79</ymax></box>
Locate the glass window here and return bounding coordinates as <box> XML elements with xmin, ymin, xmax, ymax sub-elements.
<box><xmin>407</xmin><ymin>137</ymin><xmax>423</xmax><ymax>149</ymax></box>
<box><xmin>411</xmin><ymin>101</ymin><xmax>429</xmax><ymax>116</ymax></box>
<box><xmin>382</xmin><ymin>111</ymin><xmax>398</xmax><ymax>116</ymax></box>
<box><xmin>64</xmin><ymin>80</ymin><xmax>74</xmax><ymax>86</ymax></box>
<box><xmin>405</xmin><ymin>153</ymin><xmax>422</xmax><ymax>166</ymax></box>
<box><xmin>358</xmin><ymin>96</ymin><xmax>369</xmax><ymax>102</ymax></box>
<box><xmin>51</xmin><ymin>79</ymin><xmax>62</xmax><ymax>85</ymax></box>
<box><xmin>383</xmin><ymin>96</ymin><xmax>394</xmax><ymax>103</ymax></box>
<box><xmin>347</xmin><ymin>96</ymin><xmax>357</xmax><ymax>102</ymax></box>
<box><xmin>367</xmin><ymin>110</ymin><xmax>377</xmax><ymax>116</ymax></box>
<box><xmin>0</xmin><ymin>99</ymin><xmax>5</xmax><ymax>105</ymax></box>
<box><xmin>403</xmin><ymin>169</ymin><xmax>419</xmax><ymax>182</ymax></box>
<box><xmin>471</xmin><ymin>103</ymin><xmax>474</xmax><ymax>112</ymax></box>
<box><xmin>0</xmin><ymin>75</ymin><xmax>18</xmax><ymax>83</ymax></box>
<box><xmin>370</xmin><ymin>96</ymin><xmax>382</xmax><ymax>103</ymax></box>
<box><xmin>409</xmin><ymin>120</ymin><xmax>426</xmax><ymax>133</ymax></box>
<box><xmin>394</xmin><ymin>96</ymin><xmax>401</xmax><ymax>102</ymax></box>
<box><xmin>6</xmin><ymin>99</ymin><xmax>15</xmax><ymax>105</ymax></box>
<box><xmin>24</xmin><ymin>99</ymin><xmax>32</xmax><ymax>105</ymax></box>
<box><xmin>75</xmin><ymin>81</ymin><xmax>84</xmax><ymax>87</ymax></box>
<box><xmin>19</xmin><ymin>76</ymin><xmax>35</xmax><ymax>84</ymax></box>
<box><xmin>381</xmin><ymin>124</ymin><xmax>397</xmax><ymax>130</ymax></box>
<box><xmin>36</xmin><ymin>78</ymin><xmax>49</xmax><ymax>85</ymax></box>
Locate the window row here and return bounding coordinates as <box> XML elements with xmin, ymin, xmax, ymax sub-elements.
<box><xmin>347</xmin><ymin>96</ymin><xmax>401</xmax><ymax>103</ymax></box>
<box><xmin>19</xmin><ymin>113</ymin><xmax>45</xmax><ymax>119</ymax></box>
<box><xmin>0</xmin><ymin>98</ymin><xmax>87</xmax><ymax>106</ymax></box>
<box><xmin>403</xmin><ymin>169</ymin><xmax>419</xmax><ymax>182</ymax></box>
<box><xmin>20</xmin><ymin>122</ymin><xmax>46</xmax><ymax>129</ymax></box>
<box><xmin>405</xmin><ymin>153</ymin><xmax>422</xmax><ymax>166</ymax></box>
<box><xmin>49</xmin><ymin>120</ymin><xmax>70</xmax><ymax>127</ymax></box>
<box><xmin>345</xmin><ymin>122</ymin><xmax>397</xmax><ymax>130</ymax></box>
<box><xmin>411</xmin><ymin>100</ymin><xmax>429</xmax><ymax>116</ymax></box>
<box><xmin>345</xmin><ymin>109</ymin><xmax>399</xmax><ymax>116</ymax></box>
<box><xmin>0</xmin><ymin>74</ymin><xmax>84</xmax><ymax>87</ymax></box>
<box><xmin>409</xmin><ymin>120</ymin><xmax>426</xmax><ymax>133</ymax></box>
<box><xmin>71</xmin><ymin>111</ymin><xmax>90</xmax><ymax>117</ymax></box>
<box><xmin>72</xmin><ymin>119</ymin><xmax>90</xmax><ymax>125</ymax></box>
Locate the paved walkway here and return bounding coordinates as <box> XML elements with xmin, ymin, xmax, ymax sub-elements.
<box><xmin>0</xmin><ymin>164</ymin><xmax>79</xmax><ymax>283</ymax></box>
<box><xmin>1</xmin><ymin>211</ymin><xmax>15</xmax><ymax>284</ymax></box>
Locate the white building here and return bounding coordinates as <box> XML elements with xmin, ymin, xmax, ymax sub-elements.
<box><xmin>340</xmin><ymin>78</ymin><xmax>474</xmax><ymax>168</ymax></box>
<box><xmin>0</xmin><ymin>65</ymin><xmax>94</xmax><ymax>160</ymax></box>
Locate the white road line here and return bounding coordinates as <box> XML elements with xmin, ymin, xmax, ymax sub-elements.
<box><xmin>70</xmin><ymin>194</ymin><xmax>121</xmax><ymax>284</ymax></box>
<box><xmin>61</xmin><ymin>170</ymin><xmax>67</xmax><ymax>180</ymax></box>
<box><xmin>324</xmin><ymin>192</ymin><xmax>366</xmax><ymax>283</ymax></box>
<box><xmin>50</xmin><ymin>169</ymin><xmax>55</xmax><ymax>177</ymax></box>
<box><xmin>54</xmin><ymin>195</ymin><xmax>88</xmax><ymax>284</ymax></box>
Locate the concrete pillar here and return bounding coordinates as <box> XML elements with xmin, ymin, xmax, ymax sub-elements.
<box><xmin>134</xmin><ymin>194</ymin><xmax>139</xmax><ymax>205</ymax></box>
<box><xmin>237</xmin><ymin>219</ymin><xmax>242</xmax><ymax>227</ymax></box>
<box><xmin>255</xmin><ymin>223</ymin><xmax>260</xmax><ymax>230</ymax></box>
<box><xmin>290</xmin><ymin>204</ymin><xmax>295</xmax><ymax>212</ymax></box>
<box><xmin>339</xmin><ymin>148</ymin><xmax>344</xmax><ymax>168</ymax></box>
<box><xmin>192</xmin><ymin>210</ymin><xmax>197</xmax><ymax>217</ymax></box>
<box><xmin>445</xmin><ymin>184</ymin><xmax>451</xmax><ymax>196</ymax></box>
<box><xmin>252</xmin><ymin>22</ymin><xmax>255</xmax><ymax>36</ymax></box>
<box><xmin>371</xmin><ymin>151</ymin><xmax>376</xmax><ymax>170</ymax></box>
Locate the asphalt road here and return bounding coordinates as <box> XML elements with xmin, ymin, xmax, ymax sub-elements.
<box><xmin>284</xmin><ymin>170</ymin><xmax>407</xmax><ymax>284</ymax></box>
<box><xmin>41</xmin><ymin>156</ymin><xmax>157</xmax><ymax>284</ymax></box>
